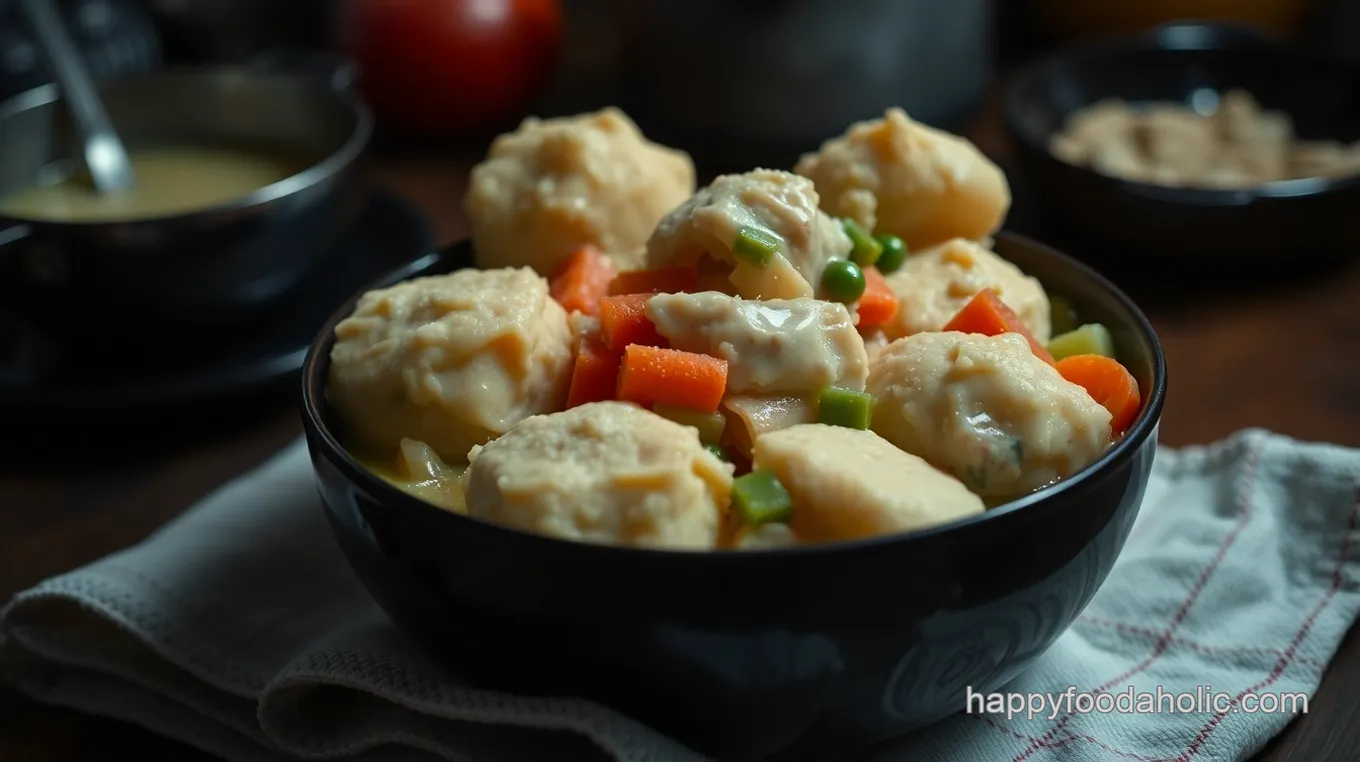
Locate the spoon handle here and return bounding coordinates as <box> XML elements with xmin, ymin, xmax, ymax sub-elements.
<box><xmin>19</xmin><ymin>0</ymin><xmax>136</xmax><ymax>193</ymax></box>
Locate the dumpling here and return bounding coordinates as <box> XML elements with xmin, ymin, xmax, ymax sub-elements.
<box><xmin>881</xmin><ymin>238</ymin><xmax>1050</xmax><ymax>342</ymax></box>
<box><xmin>795</xmin><ymin>108</ymin><xmax>1010</xmax><ymax>251</ymax></box>
<box><xmin>752</xmin><ymin>423</ymin><xmax>985</xmax><ymax>543</ymax></box>
<box><xmin>645</xmin><ymin>169</ymin><xmax>852</xmax><ymax>300</ymax></box>
<box><xmin>646</xmin><ymin>291</ymin><xmax>869</xmax><ymax>394</ymax></box>
<box><xmin>461</xmin><ymin>402</ymin><xmax>733</xmax><ymax>549</ymax></box>
<box><xmin>329</xmin><ymin>267</ymin><xmax>574</xmax><ymax>463</ymax></box>
<box><xmin>868</xmin><ymin>332</ymin><xmax>1112</xmax><ymax>498</ymax></box>
<box><xmin>465</xmin><ymin>108</ymin><xmax>695</xmax><ymax>275</ymax></box>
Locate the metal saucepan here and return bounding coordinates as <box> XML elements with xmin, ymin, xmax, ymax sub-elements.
<box><xmin>0</xmin><ymin>50</ymin><xmax>373</xmax><ymax>344</ymax></box>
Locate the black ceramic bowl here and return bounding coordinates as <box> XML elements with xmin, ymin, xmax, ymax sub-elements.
<box><xmin>1005</xmin><ymin>22</ymin><xmax>1360</xmax><ymax>268</ymax></box>
<box><xmin>300</xmin><ymin>233</ymin><xmax>1168</xmax><ymax>761</ymax></box>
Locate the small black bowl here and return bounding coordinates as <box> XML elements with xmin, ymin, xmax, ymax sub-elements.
<box><xmin>300</xmin><ymin>233</ymin><xmax>1168</xmax><ymax>761</ymax></box>
<box><xmin>1005</xmin><ymin>22</ymin><xmax>1360</xmax><ymax>269</ymax></box>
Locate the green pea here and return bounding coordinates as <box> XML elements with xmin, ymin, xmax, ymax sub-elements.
<box><xmin>820</xmin><ymin>260</ymin><xmax>866</xmax><ymax>304</ymax></box>
<box><xmin>874</xmin><ymin>234</ymin><xmax>908</xmax><ymax>273</ymax></box>
<box><xmin>704</xmin><ymin>443</ymin><xmax>729</xmax><ymax>462</ymax></box>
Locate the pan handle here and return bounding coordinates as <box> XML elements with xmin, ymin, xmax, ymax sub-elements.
<box><xmin>0</xmin><ymin>223</ymin><xmax>31</xmax><ymax>252</ymax></box>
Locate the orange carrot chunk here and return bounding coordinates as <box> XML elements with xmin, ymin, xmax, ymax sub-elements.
<box><xmin>566</xmin><ymin>336</ymin><xmax>625</xmax><ymax>409</ymax></box>
<box><xmin>1055</xmin><ymin>354</ymin><xmax>1142</xmax><ymax>436</ymax></box>
<box><xmin>599</xmin><ymin>292</ymin><xmax>668</xmax><ymax>350</ymax></box>
<box><xmin>617</xmin><ymin>345</ymin><xmax>728</xmax><ymax>413</ymax></box>
<box><xmin>550</xmin><ymin>245</ymin><xmax>617</xmax><ymax>317</ymax></box>
<box><xmin>607</xmin><ymin>266</ymin><xmax>700</xmax><ymax>296</ymax></box>
<box><xmin>943</xmin><ymin>288</ymin><xmax>1055</xmax><ymax>364</ymax></box>
<box><xmin>856</xmin><ymin>266</ymin><xmax>900</xmax><ymax>329</ymax></box>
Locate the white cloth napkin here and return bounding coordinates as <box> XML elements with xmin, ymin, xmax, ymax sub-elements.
<box><xmin>3</xmin><ymin>429</ymin><xmax>1359</xmax><ymax>762</ymax></box>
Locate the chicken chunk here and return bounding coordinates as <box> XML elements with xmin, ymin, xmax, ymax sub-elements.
<box><xmin>647</xmin><ymin>291</ymin><xmax>869</xmax><ymax>394</ymax></box>
<box><xmin>646</xmin><ymin>169</ymin><xmax>852</xmax><ymax>300</ymax></box>
<box><xmin>753</xmin><ymin>423</ymin><xmax>985</xmax><ymax>543</ymax></box>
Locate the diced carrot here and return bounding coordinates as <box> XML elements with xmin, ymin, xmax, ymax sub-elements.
<box><xmin>856</xmin><ymin>267</ymin><xmax>900</xmax><ymax>328</ymax></box>
<box><xmin>599</xmin><ymin>293</ymin><xmax>668</xmax><ymax>350</ymax></box>
<box><xmin>617</xmin><ymin>345</ymin><xmax>728</xmax><ymax>413</ymax></box>
<box><xmin>550</xmin><ymin>245</ymin><xmax>617</xmax><ymax>317</ymax></box>
<box><xmin>566</xmin><ymin>335</ymin><xmax>625</xmax><ymax>409</ymax></box>
<box><xmin>943</xmin><ymin>288</ymin><xmax>1055</xmax><ymax>364</ymax></box>
<box><xmin>608</xmin><ymin>266</ymin><xmax>700</xmax><ymax>296</ymax></box>
<box><xmin>1055</xmin><ymin>354</ymin><xmax>1142</xmax><ymax>436</ymax></box>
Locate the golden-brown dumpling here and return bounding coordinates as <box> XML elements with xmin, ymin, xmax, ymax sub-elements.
<box><xmin>329</xmin><ymin>268</ymin><xmax>574</xmax><ymax>463</ymax></box>
<box><xmin>465</xmin><ymin>108</ymin><xmax>695</xmax><ymax>275</ymax></box>
<box><xmin>795</xmin><ymin>107</ymin><xmax>1010</xmax><ymax>251</ymax></box>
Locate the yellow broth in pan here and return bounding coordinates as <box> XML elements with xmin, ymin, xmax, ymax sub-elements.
<box><xmin>0</xmin><ymin>145</ymin><xmax>312</xmax><ymax>222</ymax></box>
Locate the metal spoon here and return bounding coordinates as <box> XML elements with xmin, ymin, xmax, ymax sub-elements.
<box><xmin>18</xmin><ymin>0</ymin><xmax>136</xmax><ymax>193</ymax></box>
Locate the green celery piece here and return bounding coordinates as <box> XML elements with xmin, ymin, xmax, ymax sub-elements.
<box><xmin>733</xmin><ymin>225</ymin><xmax>782</xmax><ymax>267</ymax></box>
<box><xmin>1047</xmin><ymin>323</ymin><xmax>1116</xmax><ymax>361</ymax></box>
<box><xmin>841</xmin><ymin>218</ymin><xmax>883</xmax><ymax>267</ymax></box>
<box><xmin>732</xmin><ymin>468</ymin><xmax>794</xmax><ymax>525</ymax></box>
<box><xmin>818</xmin><ymin>387</ymin><xmax>875</xmax><ymax>430</ymax></box>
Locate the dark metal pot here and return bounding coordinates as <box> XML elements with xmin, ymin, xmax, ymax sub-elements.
<box><xmin>620</xmin><ymin>0</ymin><xmax>994</xmax><ymax>175</ymax></box>
<box><xmin>0</xmin><ymin>51</ymin><xmax>372</xmax><ymax>345</ymax></box>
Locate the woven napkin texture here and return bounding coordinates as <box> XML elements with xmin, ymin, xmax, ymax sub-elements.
<box><xmin>3</xmin><ymin>428</ymin><xmax>1358</xmax><ymax>762</ymax></box>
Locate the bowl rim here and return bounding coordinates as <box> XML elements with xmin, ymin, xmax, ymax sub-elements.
<box><xmin>299</xmin><ymin>231</ymin><xmax>1169</xmax><ymax>562</ymax></box>
<box><xmin>1003</xmin><ymin>21</ymin><xmax>1360</xmax><ymax>204</ymax></box>
<box><xmin>0</xmin><ymin>62</ymin><xmax>374</xmax><ymax>227</ymax></box>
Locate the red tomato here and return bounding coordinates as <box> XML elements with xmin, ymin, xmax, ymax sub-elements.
<box><xmin>335</xmin><ymin>0</ymin><xmax>563</xmax><ymax>135</ymax></box>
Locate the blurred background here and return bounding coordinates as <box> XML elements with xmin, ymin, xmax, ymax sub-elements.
<box><xmin>2</xmin><ymin>0</ymin><xmax>1356</xmax><ymax>162</ymax></box>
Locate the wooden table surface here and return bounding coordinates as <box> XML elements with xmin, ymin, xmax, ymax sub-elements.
<box><xmin>3</xmin><ymin>121</ymin><xmax>1359</xmax><ymax>760</ymax></box>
